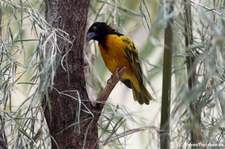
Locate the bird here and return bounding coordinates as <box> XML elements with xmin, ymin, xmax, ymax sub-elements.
<box><xmin>86</xmin><ymin>22</ymin><xmax>152</xmax><ymax>105</ymax></box>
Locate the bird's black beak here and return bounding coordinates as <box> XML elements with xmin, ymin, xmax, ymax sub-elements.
<box><xmin>86</xmin><ymin>32</ymin><xmax>96</xmax><ymax>42</ymax></box>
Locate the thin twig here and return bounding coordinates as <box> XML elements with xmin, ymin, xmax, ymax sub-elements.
<box><xmin>191</xmin><ymin>0</ymin><xmax>224</xmax><ymax>17</ymax></box>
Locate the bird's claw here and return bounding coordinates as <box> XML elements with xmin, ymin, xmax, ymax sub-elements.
<box><xmin>107</xmin><ymin>67</ymin><xmax>126</xmax><ymax>85</ymax></box>
<box><xmin>115</xmin><ymin>67</ymin><xmax>121</xmax><ymax>79</ymax></box>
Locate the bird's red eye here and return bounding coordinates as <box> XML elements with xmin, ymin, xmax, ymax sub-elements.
<box><xmin>92</xmin><ymin>26</ymin><xmax>97</xmax><ymax>31</ymax></box>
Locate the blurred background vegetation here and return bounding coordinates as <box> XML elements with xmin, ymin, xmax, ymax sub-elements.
<box><xmin>1</xmin><ymin>0</ymin><xmax>225</xmax><ymax>148</ymax></box>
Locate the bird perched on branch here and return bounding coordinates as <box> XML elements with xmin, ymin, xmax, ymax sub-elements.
<box><xmin>86</xmin><ymin>22</ymin><xmax>152</xmax><ymax>105</ymax></box>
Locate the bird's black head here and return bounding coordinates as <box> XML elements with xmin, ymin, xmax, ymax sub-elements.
<box><xmin>86</xmin><ymin>22</ymin><xmax>115</xmax><ymax>42</ymax></box>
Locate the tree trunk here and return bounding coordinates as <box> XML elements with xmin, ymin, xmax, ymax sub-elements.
<box><xmin>43</xmin><ymin>0</ymin><xmax>103</xmax><ymax>148</ymax></box>
<box><xmin>0</xmin><ymin>133</ymin><xmax>7</xmax><ymax>149</ymax></box>
<box><xmin>0</xmin><ymin>1</ymin><xmax>8</xmax><ymax>149</ymax></box>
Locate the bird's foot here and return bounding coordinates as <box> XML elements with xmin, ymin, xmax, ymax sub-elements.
<box><xmin>107</xmin><ymin>67</ymin><xmax>126</xmax><ymax>85</ymax></box>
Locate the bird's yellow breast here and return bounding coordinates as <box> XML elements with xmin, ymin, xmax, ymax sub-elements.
<box><xmin>98</xmin><ymin>34</ymin><xmax>141</xmax><ymax>91</ymax></box>
<box><xmin>98</xmin><ymin>35</ymin><xmax>130</xmax><ymax>74</ymax></box>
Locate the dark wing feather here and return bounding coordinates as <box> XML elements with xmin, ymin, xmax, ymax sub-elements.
<box><xmin>121</xmin><ymin>79</ymin><xmax>132</xmax><ymax>88</ymax></box>
<box><xmin>122</xmin><ymin>37</ymin><xmax>143</xmax><ymax>86</ymax></box>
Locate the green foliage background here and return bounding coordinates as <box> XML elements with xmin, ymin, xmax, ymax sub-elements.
<box><xmin>0</xmin><ymin>0</ymin><xmax>225</xmax><ymax>148</ymax></box>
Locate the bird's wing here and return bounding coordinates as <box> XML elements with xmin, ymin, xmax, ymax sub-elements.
<box><xmin>121</xmin><ymin>36</ymin><xmax>143</xmax><ymax>86</ymax></box>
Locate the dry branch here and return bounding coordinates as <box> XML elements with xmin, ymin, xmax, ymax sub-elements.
<box><xmin>95</xmin><ymin>66</ymin><xmax>126</xmax><ymax>105</ymax></box>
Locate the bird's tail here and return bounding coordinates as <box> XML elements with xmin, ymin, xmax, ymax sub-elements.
<box><xmin>132</xmin><ymin>84</ymin><xmax>152</xmax><ymax>105</ymax></box>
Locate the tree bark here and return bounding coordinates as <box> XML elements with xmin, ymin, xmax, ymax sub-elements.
<box><xmin>0</xmin><ymin>1</ymin><xmax>8</xmax><ymax>149</ymax></box>
<box><xmin>42</xmin><ymin>0</ymin><xmax>103</xmax><ymax>148</ymax></box>
<box><xmin>0</xmin><ymin>133</ymin><xmax>7</xmax><ymax>149</ymax></box>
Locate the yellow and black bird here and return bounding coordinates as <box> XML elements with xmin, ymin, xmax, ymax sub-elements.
<box><xmin>86</xmin><ymin>22</ymin><xmax>152</xmax><ymax>105</ymax></box>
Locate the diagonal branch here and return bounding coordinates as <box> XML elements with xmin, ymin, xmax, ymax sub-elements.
<box><xmin>95</xmin><ymin>66</ymin><xmax>126</xmax><ymax>105</ymax></box>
